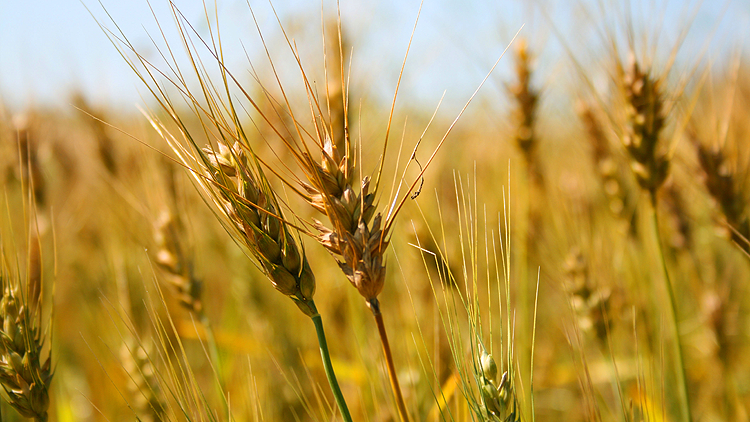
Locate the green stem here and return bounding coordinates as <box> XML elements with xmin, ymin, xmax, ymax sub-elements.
<box><xmin>199</xmin><ymin>313</ymin><xmax>224</xmax><ymax>391</ymax></box>
<box><xmin>369</xmin><ymin>298</ymin><xmax>410</xmax><ymax>422</ymax></box>
<box><xmin>650</xmin><ymin>193</ymin><xmax>692</xmax><ymax>422</ymax></box>
<box><xmin>311</xmin><ymin>306</ymin><xmax>353</xmax><ymax>422</ymax></box>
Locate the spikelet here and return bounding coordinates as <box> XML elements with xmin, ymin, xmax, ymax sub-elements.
<box><xmin>620</xmin><ymin>55</ymin><xmax>669</xmax><ymax>197</ymax></box>
<box><xmin>300</xmin><ymin>137</ymin><xmax>383</xmax><ymax>301</ymax></box>
<box><xmin>0</xmin><ymin>268</ymin><xmax>52</xmax><ymax>422</ymax></box>
<box><xmin>476</xmin><ymin>348</ymin><xmax>519</xmax><ymax>422</ymax></box>
<box><xmin>201</xmin><ymin>141</ymin><xmax>317</xmax><ymax>316</ymax></box>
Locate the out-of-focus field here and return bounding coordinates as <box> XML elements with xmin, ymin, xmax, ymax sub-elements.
<box><xmin>0</xmin><ymin>1</ymin><xmax>748</xmax><ymax>421</ymax></box>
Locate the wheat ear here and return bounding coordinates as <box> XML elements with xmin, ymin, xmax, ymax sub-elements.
<box><xmin>0</xmin><ymin>257</ymin><xmax>52</xmax><ymax>422</ymax></box>
<box><xmin>619</xmin><ymin>54</ymin><xmax>691</xmax><ymax>422</ymax></box>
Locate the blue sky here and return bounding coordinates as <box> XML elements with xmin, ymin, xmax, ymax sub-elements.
<box><xmin>0</xmin><ymin>0</ymin><xmax>747</xmax><ymax>111</ymax></box>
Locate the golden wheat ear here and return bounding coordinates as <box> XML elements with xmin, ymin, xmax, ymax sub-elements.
<box><xmin>197</xmin><ymin>139</ymin><xmax>318</xmax><ymax>316</ymax></box>
<box><xmin>0</xmin><ymin>280</ymin><xmax>53</xmax><ymax>422</ymax></box>
<box><xmin>0</xmin><ymin>223</ymin><xmax>52</xmax><ymax>422</ymax></box>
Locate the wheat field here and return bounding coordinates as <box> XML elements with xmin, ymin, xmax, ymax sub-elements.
<box><xmin>0</xmin><ymin>1</ymin><xmax>748</xmax><ymax>421</ymax></box>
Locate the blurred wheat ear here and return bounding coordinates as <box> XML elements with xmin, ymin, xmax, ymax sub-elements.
<box><xmin>576</xmin><ymin>98</ymin><xmax>640</xmax><ymax>237</ymax></box>
<box><xmin>509</xmin><ymin>38</ymin><xmax>543</xmax><ymax>192</ymax></box>
<box><xmin>13</xmin><ymin>115</ymin><xmax>46</xmax><ymax>209</ymax></box>
<box><xmin>688</xmin><ymin>65</ymin><xmax>750</xmax><ymax>257</ymax></box>
<box><xmin>619</xmin><ymin>55</ymin><xmax>670</xmax><ymax>200</ymax></box>
<box><xmin>153</xmin><ymin>210</ymin><xmax>203</xmax><ymax>316</ymax></box>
